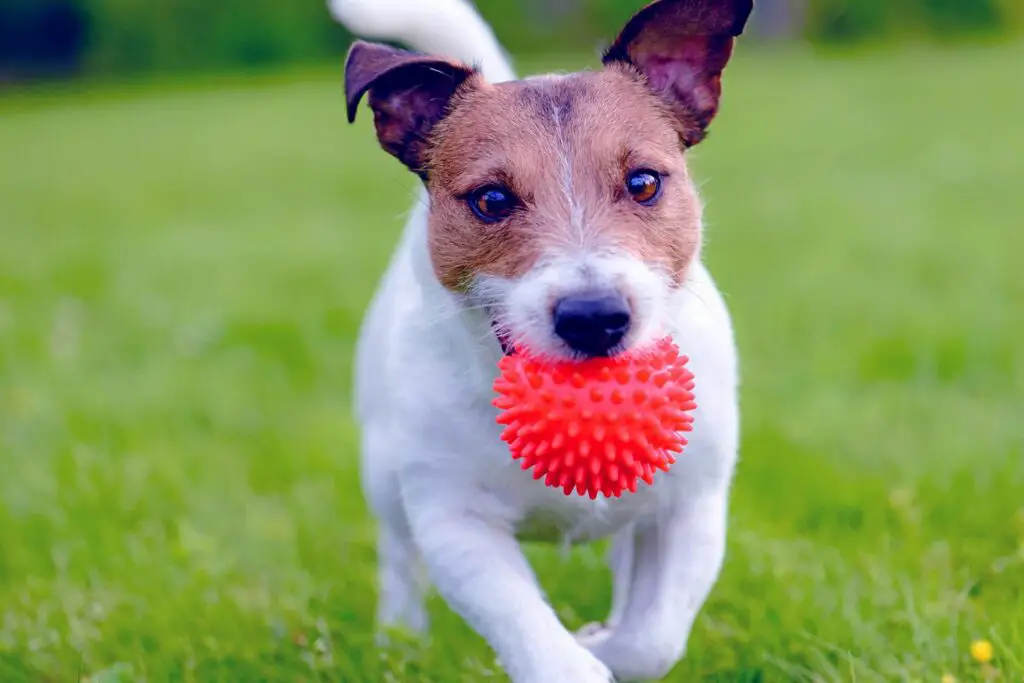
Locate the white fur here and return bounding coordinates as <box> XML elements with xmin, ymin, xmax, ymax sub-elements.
<box><xmin>329</xmin><ymin>0</ymin><xmax>516</xmax><ymax>83</ymax></box>
<box><xmin>332</xmin><ymin>2</ymin><xmax>741</xmax><ymax>681</ymax></box>
<box><xmin>476</xmin><ymin>252</ymin><xmax>674</xmax><ymax>361</ymax></box>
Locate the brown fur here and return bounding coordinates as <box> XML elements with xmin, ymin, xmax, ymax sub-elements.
<box><xmin>425</xmin><ymin>68</ymin><xmax>701</xmax><ymax>290</ymax></box>
<box><xmin>344</xmin><ymin>0</ymin><xmax>751</xmax><ymax>291</ymax></box>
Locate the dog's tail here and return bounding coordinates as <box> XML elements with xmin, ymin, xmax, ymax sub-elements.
<box><xmin>328</xmin><ymin>0</ymin><xmax>516</xmax><ymax>83</ymax></box>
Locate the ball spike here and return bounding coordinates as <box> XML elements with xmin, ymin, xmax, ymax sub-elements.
<box><xmin>492</xmin><ymin>337</ymin><xmax>695</xmax><ymax>499</ymax></box>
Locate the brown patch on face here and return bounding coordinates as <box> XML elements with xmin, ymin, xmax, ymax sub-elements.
<box><xmin>424</xmin><ymin>68</ymin><xmax>704</xmax><ymax>290</ymax></box>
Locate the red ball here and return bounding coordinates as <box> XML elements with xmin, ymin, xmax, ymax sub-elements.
<box><xmin>492</xmin><ymin>338</ymin><xmax>696</xmax><ymax>500</ymax></box>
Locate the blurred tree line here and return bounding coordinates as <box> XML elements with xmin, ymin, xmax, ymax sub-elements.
<box><xmin>1</xmin><ymin>0</ymin><xmax>1021</xmax><ymax>80</ymax></box>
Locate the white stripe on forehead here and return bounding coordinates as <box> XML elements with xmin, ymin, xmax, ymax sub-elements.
<box><xmin>550</xmin><ymin>100</ymin><xmax>587</xmax><ymax>247</ymax></box>
<box><xmin>524</xmin><ymin>72</ymin><xmax>589</xmax><ymax>249</ymax></box>
<box><xmin>521</xmin><ymin>72</ymin><xmax>572</xmax><ymax>83</ymax></box>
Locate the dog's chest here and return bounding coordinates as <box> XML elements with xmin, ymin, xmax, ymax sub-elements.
<box><xmin>447</xmin><ymin>391</ymin><xmax>671</xmax><ymax>545</ymax></box>
<box><xmin>499</xmin><ymin>465</ymin><xmax>665</xmax><ymax>544</ymax></box>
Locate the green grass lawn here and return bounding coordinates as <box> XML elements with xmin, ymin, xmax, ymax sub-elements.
<box><xmin>1</xmin><ymin>41</ymin><xmax>1023</xmax><ymax>682</ymax></box>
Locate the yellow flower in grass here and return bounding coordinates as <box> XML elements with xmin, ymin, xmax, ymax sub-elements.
<box><xmin>941</xmin><ymin>674</ymin><xmax>957</xmax><ymax>683</ymax></box>
<box><xmin>971</xmin><ymin>638</ymin><xmax>995</xmax><ymax>664</ymax></box>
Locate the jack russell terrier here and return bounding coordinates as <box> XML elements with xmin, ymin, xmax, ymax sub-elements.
<box><xmin>330</xmin><ymin>0</ymin><xmax>751</xmax><ymax>680</ymax></box>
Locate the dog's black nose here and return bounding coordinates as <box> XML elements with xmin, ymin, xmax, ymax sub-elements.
<box><xmin>553</xmin><ymin>292</ymin><xmax>631</xmax><ymax>357</ymax></box>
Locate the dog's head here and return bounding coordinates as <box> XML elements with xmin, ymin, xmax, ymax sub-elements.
<box><xmin>345</xmin><ymin>0</ymin><xmax>751</xmax><ymax>360</ymax></box>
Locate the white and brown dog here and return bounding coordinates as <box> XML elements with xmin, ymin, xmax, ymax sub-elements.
<box><xmin>331</xmin><ymin>0</ymin><xmax>751</xmax><ymax>680</ymax></box>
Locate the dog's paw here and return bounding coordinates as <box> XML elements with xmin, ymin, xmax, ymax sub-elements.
<box><xmin>580</xmin><ymin>633</ymin><xmax>685</xmax><ymax>682</ymax></box>
<box><xmin>574</xmin><ymin>621</ymin><xmax>612</xmax><ymax>649</ymax></box>
<box><xmin>531</xmin><ymin>647</ymin><xmax>614</xmax><ymax>683</ymax></box>
<box><xmin>560</xmin><ymin>650</ymin><xmax>615</xmax><ymax>683</ymax></box>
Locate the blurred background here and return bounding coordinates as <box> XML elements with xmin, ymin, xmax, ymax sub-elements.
<box><xmin>2</xmin><ymin>0</ymin><xmax>1024</xmax><ymax>79</ymax></box>
<box><xmin>1</xmin><ymin>1</ymin><xmax>1022</xmax><ymax>682</ymax></box>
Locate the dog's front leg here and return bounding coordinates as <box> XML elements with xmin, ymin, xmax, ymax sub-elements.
<box><xmin>401</xmin><ymin>470</ymin><xmax>613</xmax><ymax>683</ymax></box>
<box><xmin>583</xmin><ymin>491</ymin><xmax>729</xmax><ymax>681</ymax></box>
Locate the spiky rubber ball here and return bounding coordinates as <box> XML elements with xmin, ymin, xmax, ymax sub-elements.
<box><xmin>492</xmin><ymin>338</ymin><xmax>696</xmax><ymax>500</ymax></box>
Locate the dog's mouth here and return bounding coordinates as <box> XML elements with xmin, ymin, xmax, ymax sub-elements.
<box><xmin>491</xmin><ymin>320</ymin><xmax>516</xmax><ymax>356</ymax></box>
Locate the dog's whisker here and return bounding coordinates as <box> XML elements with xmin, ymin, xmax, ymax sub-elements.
<box><xmin>415</xmin><ymin>299</ymin><xmax>499</xmax><ymax>327</ymax></box>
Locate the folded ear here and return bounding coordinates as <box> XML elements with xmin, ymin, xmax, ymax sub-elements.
<box><xmin>345</xmin><ymin>40</ymin><xmax>476</xmax><ymax>178</ymax></box>
<box><xmin>603</xmin><ymin>0</ymin><xmax>753</xmax><ymax>147</ymax></box>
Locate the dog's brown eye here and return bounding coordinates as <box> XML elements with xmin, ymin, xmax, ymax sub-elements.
<box><xmin>468</xmin><ymin>186</ymin><xmax>517</xmax><ymax>223</ymax></box>
<box><xmin>626</xmin><ymin>170</ymin><xmax>662</xmax><ymax>205</ymax></box>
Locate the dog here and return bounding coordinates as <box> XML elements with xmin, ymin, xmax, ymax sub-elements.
<box><xmin>330</xmin><ymin>1</ymin><xmax>751</xmax><ymax>680</ymax></box>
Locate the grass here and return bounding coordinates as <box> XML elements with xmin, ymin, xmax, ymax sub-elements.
<box><xmin>1</xmin><ymin>41</ymin><xmax>1023</xmax><ymax>682</ymax></box>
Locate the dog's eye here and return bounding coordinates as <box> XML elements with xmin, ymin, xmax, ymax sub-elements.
<box><xmin>468</xmin><ymin>186</ymin><xmax>517</xmax><ymax>223</ymax></box>
<box><xmin>626</xmin><ymin>170</ymin><xmax>662</xmax><ymax>205</ymax></box>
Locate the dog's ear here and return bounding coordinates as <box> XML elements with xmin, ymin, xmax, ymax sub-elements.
<box><xmin>345</xmin><ymin>40</ymin><xmax>476</xmax><ymax>178</ymax></box>
<box><xmin>603</xmin><ymin>0</ymin><xmax>752</xmax><ymax>147</ymax></box>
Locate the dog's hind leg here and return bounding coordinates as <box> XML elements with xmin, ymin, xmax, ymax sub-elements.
<box><xmin>376</xmin><ymin>523</ymin><xmax>430</xmax><ymax>638</ymax></box>
<box><xmin>576</xmin><ymin>524</ymin><xmax>635</xmax><ymax>645</ymax></box>
<box><xmin>361</xmin><ymin>427</ymin><xmax>430</xmax><ymax>639</ymax></box>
